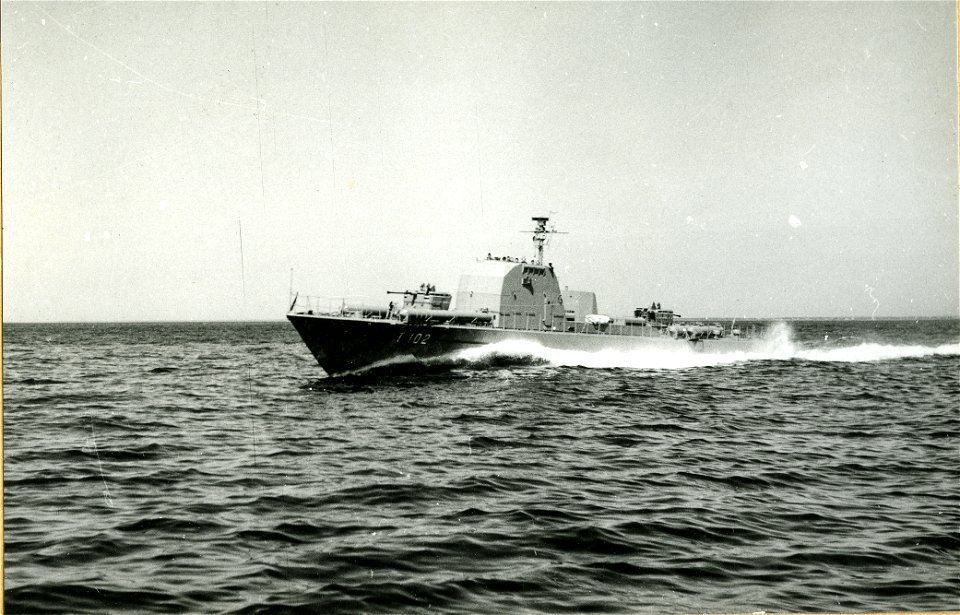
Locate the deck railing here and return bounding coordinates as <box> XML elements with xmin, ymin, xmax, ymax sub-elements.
<box><xmin>288</xmin><ymin>294</ymin><xmax>374</xmax><ymax>317</ymax></box>
<box><xmin>289</xmin><ymin>294</ymin><xmax>760</xmax><ymax>339</ymax></box>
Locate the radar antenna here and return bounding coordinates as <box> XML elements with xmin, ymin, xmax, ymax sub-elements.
<box><xmin>524</xmin><ymin>216</ymin><xmax>567</xmax><ymax>265</ymax></box>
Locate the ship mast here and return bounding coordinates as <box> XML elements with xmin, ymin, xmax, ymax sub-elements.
<box><xmin>528</xmin><ymin>216</ymin><xmax>566</xmax><ymax>265</ymax></box>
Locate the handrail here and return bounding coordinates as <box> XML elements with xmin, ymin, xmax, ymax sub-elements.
<box><xmin>289</xmin><ymin>294</ymin><xmax>760</xmax><ymax>339</ymax></box>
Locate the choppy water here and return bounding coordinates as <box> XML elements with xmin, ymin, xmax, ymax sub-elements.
<box><xmin>4</xmin><ymin>319</ymin><xmax>959</xmax><ymax>614</ymax></box>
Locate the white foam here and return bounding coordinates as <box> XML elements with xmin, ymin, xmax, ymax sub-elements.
<box><xmin>794</xmin><ymin>342</ymin><xmax>959</xmax><ymax>363</ymax></box>
<box><xmin>453</xmin><ymin>322</ymin><xmax>959</xmax><ymax>371</ymax></box>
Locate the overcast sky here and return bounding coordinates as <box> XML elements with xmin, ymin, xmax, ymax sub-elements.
<box><xmin>3</xmin><ymin>1</ymin><xmax>957</xmax><ymax>322</ymax></box>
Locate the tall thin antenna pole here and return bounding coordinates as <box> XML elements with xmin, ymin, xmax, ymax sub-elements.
<box><xmin>252</xmin><ymin>27</ymin><xmax>266</xmax><ymax>209</ymax></box>
<box><xmin>322</xmin><ymin>15</ymin><xmax>337</xmax><ymax>203</ymax></box>
<box><xmin>475</xmin><ymin>101</ymin><xmax>484</xmax><ymax>215</ymax></box>
<box><xmin>238</xmin><ymin>219</ymin><xmax>247</xmax><ymax>306</ymax></box>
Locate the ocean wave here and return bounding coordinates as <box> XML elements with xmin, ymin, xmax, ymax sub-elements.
<box><xmin>793</xmin><ymin>341</ymin><xmax>959</xmax><ymax>363</ymax></box>
<box><xmin>452</xmin><ymin>323</ymin><xmax>960</xmax><ymax>370</ymax></box>
<box><xmin>9</xmin><ymin>377</ymin><xmax>68</xmax><ymax>385</ymax></box>
<box><xmin>6</xmin><ymin>583</ymin><xmax>185</xmax><ymax>614</ymax></box>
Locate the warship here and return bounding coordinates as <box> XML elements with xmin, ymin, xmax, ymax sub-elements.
<box><xmin>288</xmin><ymin>217</ymin><xmax>757</xmax><ymax>376</ymax></box>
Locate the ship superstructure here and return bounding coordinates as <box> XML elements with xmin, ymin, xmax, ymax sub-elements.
<box><xmin>288</xmin><ymin>217</ymin><xmax>750</xmax><ymax>376</ymax></box>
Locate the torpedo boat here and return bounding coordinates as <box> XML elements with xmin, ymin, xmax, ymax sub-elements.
<box><xmin>288</xmin><ymin>217</ymin><xmax>758</xmax><ymax>376</ymax></box>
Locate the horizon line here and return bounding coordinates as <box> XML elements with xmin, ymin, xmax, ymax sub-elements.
<box><xmin>3</xmin><ymin>315</ymin><xmax>959</xmax><ymax>326</ymax></box>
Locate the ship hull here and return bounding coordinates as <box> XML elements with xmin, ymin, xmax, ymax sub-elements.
<box><xmin>287</xmin><ymin>313</ymin><xmax>741</xmax><ymax>377</ymax></box>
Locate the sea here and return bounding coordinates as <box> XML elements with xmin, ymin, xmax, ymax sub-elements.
<box><xmin>3</xmin><ymin>319</ymin><xmax>958</xmax><ymax>614</ymax></box>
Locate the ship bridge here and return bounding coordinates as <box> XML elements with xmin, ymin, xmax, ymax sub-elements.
<box><xmin>454</xmin><ymin>257</ymin><xmax>567</xmax><ymax>330</ymax></box>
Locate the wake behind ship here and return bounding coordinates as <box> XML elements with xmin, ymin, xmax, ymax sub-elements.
<box><xmin>288</xmin><ymin>217</ymin><xmax>758</xmax><ymax>376</ymax></box>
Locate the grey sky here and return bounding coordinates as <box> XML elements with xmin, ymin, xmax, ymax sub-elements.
<box><xmin>2</xmin><ymin>1</ymin><xmax>957</xmax><ymax>321</ymax></box>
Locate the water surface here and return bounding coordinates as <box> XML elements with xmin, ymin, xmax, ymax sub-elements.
<box><xmin>5</xmin><ymin>319</ymin><xmax>958</xmax><ymax>613</ymax></box>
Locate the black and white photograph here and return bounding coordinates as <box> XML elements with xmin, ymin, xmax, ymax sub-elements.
<box><xmin>2</xmin><ymin>1</ymin><xmax>958</xmax><ymax>613</ymax></box>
